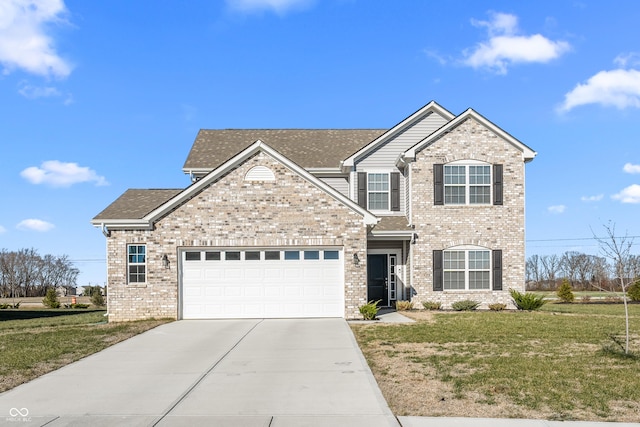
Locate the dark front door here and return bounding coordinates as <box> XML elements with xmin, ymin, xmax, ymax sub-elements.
<box><xmin>367</xmin><ymin>254</ymin><xmax>388</xmax><ymax>306</ymax></box>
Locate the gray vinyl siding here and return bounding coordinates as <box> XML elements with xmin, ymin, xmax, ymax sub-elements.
<box><xmin>356</xmin><ymin>112</ymin><xmax>449</xmax><ymax>169</ymax></box>
<box><xmin>320</xmin><ymin>177</ymin><xmax>349</xmax><ymax>197</ymax></box>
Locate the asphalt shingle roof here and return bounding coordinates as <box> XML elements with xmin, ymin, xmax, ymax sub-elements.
<box><xmin>183</xmin><ymin>129</ymin><xmax>386</xmax><ymax>170</ymax></box>
<box><xmin>93</xmin><ymin>189</ymin><xmax>182</xmax><ymax>221</ymax></box>
<box><xmin>373</xmin><ymin>216</ymin><xmax>411</xmax><ymax>232</ymax></box>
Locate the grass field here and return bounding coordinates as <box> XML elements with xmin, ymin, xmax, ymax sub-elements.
<box><xmin>0</xmin><ymin>310</ymin><xmax>171</xmax><ymax>393</ymax></box>
<box><xmin>351</xmin><ymin>303</ymin><xmax>640</xmax><ymax>422</ymax></box>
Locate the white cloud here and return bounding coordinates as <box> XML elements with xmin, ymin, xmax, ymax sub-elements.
<box><xmin>558</xmin><ymin>68</ymin><xmax>640</xmax><ymax>112</ymax></box>
<box><xmin>20</xmin><ymin>160</ymin><xmax>108</xmax><ymax>187</ymax></box>
<box><xmin>17</xmin><ymin>218</ymin><xmax>54</xmax><ymax>232</ymax></box>
<box><xmin>547</xmin><ymin>205</ymin><xmax>566</xmax><ymax>214</ymax></box>
<box><xmin>0</xmin><ymin>0</ymin><xmax>72</xmax><ymax>78</ymax></box>
<box><xmin>581</xmin><ymin>194</ymin><xmax>603</xmax><ymax>202</ymax></box>
<box><xmin>623</xmin><ymin>163</ymin><xmax>640</xmax><ymax>174</ymax></box>
<box><xmin>18</xmin><ymin>81</ymin><xmax>60</xmax><ymax>98</ymax></box>
<box><xmin>226</xmin><ymin>0</ymin><xmax>314</xmax><ymax>14</ymax></box>
<box><xmin>614</xmin><ymin>52</ymin><xmax>640</xmax><ymax>68</ymax></box>
<box><xmin>463</xmin><ymin>12</ymin><xmax>570</xmax><ymax>74</ymax></box>
<box><xmin>612</xmin><ymin>184</ymin><xmax>640</xmax><ymax>204</ymax></box>
<box><xmin>0</xmin><ymin>225</ymin><xmax>6</xmax><ymax>234</ymax></box>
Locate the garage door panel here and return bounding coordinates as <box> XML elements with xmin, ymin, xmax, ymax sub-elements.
<box><xmin>264</xmin><ymin>269</ymin><xmax>282</xmax><ymax>280</ymax></box>
<box><xmin>204</xmin><ymin>286</ymin><xmax>222</xmax><ymax>297</ymax></box>
<box><xmin>244</xmin><ymin>286</ymin><xmax>262</xmax><ymax>298</ymax></box>
<box><xmin>182</xmin><ymin>248</ymin><xmax>344</xmax><ymax>319</ymax></box>
<box><xmin>205</xmin><ymin>269</ymin><xmax>223</xmax><ymax>280</ymax></box>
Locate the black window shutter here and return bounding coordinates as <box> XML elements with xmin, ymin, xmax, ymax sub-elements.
<box><xmin>493</xmin><ymin>164</ymin><xmax>503</xmax><ymax>205</ymax></box>
<box><xmin>433</xmin><ymin>250</ymin><xmax>443</xmax><ymax>291</ymax></box>
<box><xmin>434</xmin><ymin>164</ymin><xmax>444</xmax><ymax>205</ymax></box>
<box><xmin>390</xmin><ymin>172</ymin><xmax>400</xmax><ymax>211</ymax></box>
<box><xmin>357</xmin><ymin>172</ymin><xmax>367</xmax><ymax>208</ymax></box>
<box><xmin>492</xmin><ymin>249</ymin><xmax>503</xmax><ymax>291</ymax></box>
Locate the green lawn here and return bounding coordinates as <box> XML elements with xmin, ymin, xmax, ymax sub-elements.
<box><xmin>0</xmin><ymin>310</ymin><xmax>172</xmax><ymax>392</ymax></box>
<box><xmin>352</xmin><ymin>303</ymin><xmax>640</xmax><ymax>422</ymax></box>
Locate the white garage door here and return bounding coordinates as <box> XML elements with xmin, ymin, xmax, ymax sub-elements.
<box><xmin>181</xmin><ymin>248</ymin><xmax>344</xmax><ymax>319</ymax></box>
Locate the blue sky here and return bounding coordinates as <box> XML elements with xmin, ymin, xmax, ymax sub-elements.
<box><xmin>1</xmin><ymin>0</ymin><xmax>639</xmax><ymax>287</ymax></box>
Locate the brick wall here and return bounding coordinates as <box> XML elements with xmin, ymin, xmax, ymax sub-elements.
<box><xmin>410</xmin><ymin>117</ymin><xmax>527</xmax><ymax>309</ymax></box>
<box><xmin>105</xmin><ymin>151</ymin><xmax>368</xmax><ymax>322</ymax></box>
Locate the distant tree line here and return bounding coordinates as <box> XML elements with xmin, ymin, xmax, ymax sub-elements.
<box><xmin>526</xmin><ymin>251</ymin><xmax>640</xmax><ymax>291</ymax></box>
<box><xmin>0</xmin><ymin>249</ymin><xmax>79</xmax><ymax>298</ymax></box>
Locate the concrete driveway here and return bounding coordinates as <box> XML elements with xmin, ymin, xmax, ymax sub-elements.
<box><xmin>0</xmin><ymin>319</ymin><xmax>398</xmax><ymax>427</ymax></box>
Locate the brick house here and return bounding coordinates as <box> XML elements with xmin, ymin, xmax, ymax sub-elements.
<box><xmin>92</xmin><ymin>101</ymin><xmax>536</xmax><ymax>321</ymax></box>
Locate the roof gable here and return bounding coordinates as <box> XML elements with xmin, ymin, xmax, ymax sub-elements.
<box><xmin>93</xmin><ymin>140</ymin><xmax>378</xmax><ymax>229</ymax></box>
<box><xmin>342</xmin><ymin>101</ymin><xmax>455</xmax><ymax>169</ymax></box>
<box><xmin>403</xmin><ymin>108</ymin><xmax>537</xmax><ymax>163</ymax></box>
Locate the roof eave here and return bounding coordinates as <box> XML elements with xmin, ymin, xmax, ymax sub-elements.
<box><xmin>90</xmin><ymin>219</ymin><xmax>152</xmax><ymax>229</ymax></box>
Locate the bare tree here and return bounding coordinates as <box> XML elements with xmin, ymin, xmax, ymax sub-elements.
<box><xmin>0</xmin><ymin>249</ymin><xmax>79</xmax><ymax>298</ymax></box>
<box><xmin>560</xmin><ymin>251</ymin><xmax>581</xmax><ymax>286</ymax></box>
<box><xmin>526</xmin><ymin>254</ymin><xmax>542</xmax><ymax>289</ymax></box>
<box><xmin>594</xmin><ymin>222</ymin><xmax>639</xmax><ymax>354</ymax></box>
<box><xmin>540</xmin><ymin>254</ymin><xmax>561</xmax><ymax>289</ymax></box>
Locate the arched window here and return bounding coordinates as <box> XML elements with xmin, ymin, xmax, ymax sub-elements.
<box><xmin>244</xmin><ymin>166</ymin><xmax>275</xmax><ymax>181</ymax></box>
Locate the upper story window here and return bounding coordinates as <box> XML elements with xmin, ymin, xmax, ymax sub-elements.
<box><xmin>127</xmin><ymin>244</ymin><xmax>146</xmax><ymax>284</ymax></box>
<box><xmin>368</xmin><ymin>173</ymin><xmax>389</xmax><ymax>210</ymax></box>
<box><xmin>444</xmin><ymin>164</ymin><xmax>490</xmax><ymax>205</ymax></box>
<box><xmin>357</xmin><ymin>171</ymin><xmax>401</xmax><ymax>212</ymax></box>
<box><xmin>435</xmin><ymin>162</ymin><xmax>503</xmax><ymax>206</ymax></box>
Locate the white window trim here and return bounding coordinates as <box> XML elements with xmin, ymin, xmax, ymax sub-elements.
<box><xmin>127</xmin><ymin>244</ymin><xmax>147</xmax><ymax>285</ymax></box>
<box><xmin>366</xmin><ymin>171</ymin><xmax>392</xmax><ymax>212</ymax></box>
<box><xmin>443</xmin><ymin>246</ymin><xmax>491</xmax><ymax>291</ymax></box>
<box><xmin>444</xmin><ymin>160</ymin><xmax>492</xmax><ymax>206</ymax></box>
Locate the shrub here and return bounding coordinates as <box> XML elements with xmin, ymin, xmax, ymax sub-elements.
<box><xmin>71</xmin><ymin>303</ymin><xmax>90</xmax><ymax>309</ymax></box>
<box><xmin>422</xmin><ymin>301</ymin><xmax>441</xmax><ymax>311</ymax></box>
<box><xmin>359</xmin><ymin>300</ymin><xmax>381</xmax><ymax>320</ymax></box>
<box><xmin>628</xmin><ymin>279</ymin><xmax>640</xmax><ymax>302</ymax></box>
<box><xmin>42</xmin><ymin>288</ymin><xmax>61</xmax><ymax>309</ymax></box>
<box><xmin>510</xmin><ymin>289</ymin><xmax>546</xmax><ymax>311</ymax></box>
<box><xmin>581</xmin><ymin>295</ymin><xmax>591</xmax><ymax>303</ymax></box>
<box><xmin>395</xmin><ymin>300</ymin><xmax>413</xmax><ymax>311</ymax></box>
<box><xmin>0</xmin><ymin>304</ymin><xmax>10</xmax><ymax>309</ymax></box>
<box><xmin>557</xmin><ymin>279</ymin><xmax>575</xmax><ymax>303</ymax></box>
<box><xmin>91</xmin><ymin>291</ymin><xmax>105</xmax><ymax>307</ymax></box>
<box><xmin>12</xmin><ymin>301</ymin><xmax>20</xmax><ymax>309</ymax></box>
<box><xmin>488</xmin><ymin>303</ymin><xmax>506</xmax><ymax>311</ymax></box>
<box><xmin>451</xmin><ymin>300</ymin><xmax>480</xmax><ymax>311</ymax></box>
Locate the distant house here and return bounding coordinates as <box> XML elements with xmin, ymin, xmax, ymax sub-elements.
<box><xmin>92</xmin><ymin>101</ymin><xmax>536</xmax><ymax>322</ymax></box>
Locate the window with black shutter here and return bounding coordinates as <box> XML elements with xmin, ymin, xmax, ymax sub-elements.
<box><xmin>390</xmin><ymin>172</ymin><xmax>400</xmax><ymax>211</ymax></box>
<box><xmin>433</xmin><ymin>250</ymin><xmax>443</xmax><ymax>291</ymax></box>
<box><xmin>357</xmin><ymin>172</ymin><xmax>367</xmax><ymax>208</ymax></box>
<box><xmin>493</xmin><ymin>164</ymin><xmax>503</xmax><ymax>205</ymax></box>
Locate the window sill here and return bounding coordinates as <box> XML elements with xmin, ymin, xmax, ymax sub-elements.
<box><xmin>127</xmin><ymin>284</ymin><xmax>148</xmax><ymax>288</ymax></box>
